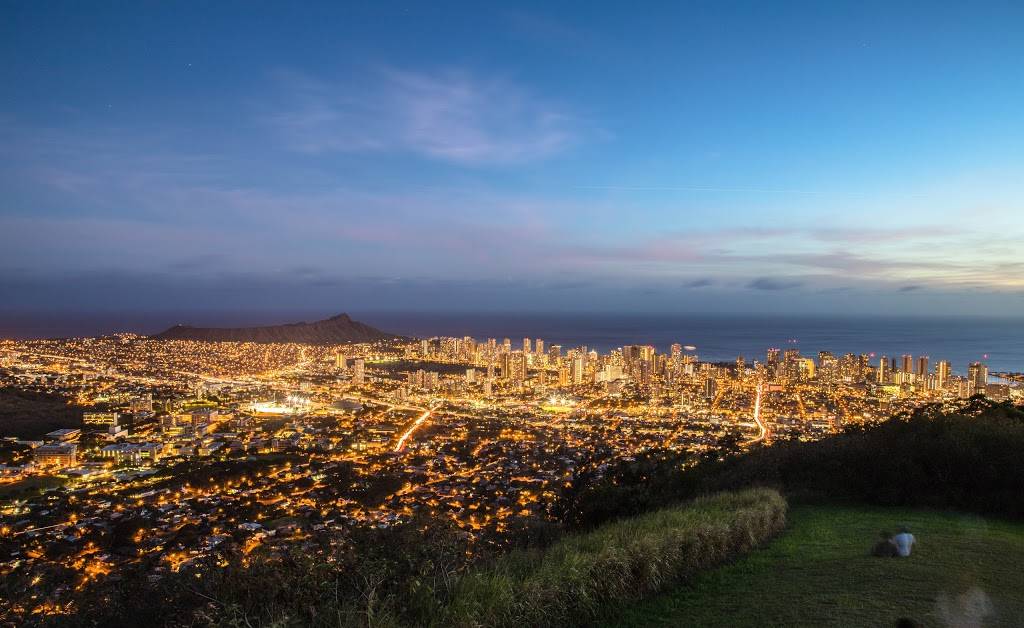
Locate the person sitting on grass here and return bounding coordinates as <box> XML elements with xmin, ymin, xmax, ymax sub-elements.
<box><xmin>872</xmin><ymin>530</ymin><xmax>898</xmax><ymax>557</ymax></box>
<box><xmin>892</xmin><ymin>526</ymin><xmax>915</xmax><ymax>557</ymax></box>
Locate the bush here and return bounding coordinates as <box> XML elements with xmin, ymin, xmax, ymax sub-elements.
<box><xmin>443</xmin><ymin>488</ymin><xmax>786</xmax><ymax>627</ymax></box>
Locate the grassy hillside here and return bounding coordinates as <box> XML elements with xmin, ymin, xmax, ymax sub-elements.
<box><xmin>607</xmin><ymin>503</ymin><xmax>1024</xmax><ymax>627</ymax></box>
<box><xmin>444</xmin><ymin>488</ymin><xmax>786</xmax><ymax>627</ymax></box>
<box><xmin>0</xmin><ymin>387</ymin><xmax>82</xmax><ymax>438</ymax></box>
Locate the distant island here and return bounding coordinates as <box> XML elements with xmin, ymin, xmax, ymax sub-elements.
<box><xmin>151</xmin><ymin>313</ymin><xmax>395</xmax><ymax>344</ymax></box>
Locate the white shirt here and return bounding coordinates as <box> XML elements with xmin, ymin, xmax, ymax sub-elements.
<box><xmin>893</xmin><ymin>532</ymin><xmax>915</xmax><ymax>557</ymax></box>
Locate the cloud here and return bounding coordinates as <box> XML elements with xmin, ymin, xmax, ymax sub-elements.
<box><xmin>168</xmin><ymin>254</ymin><xmax>227</xmax><ymax>271</ymax></box>
<box><xmin>264</xmin><ymin>68</ymin><xmax>581</xmax><ymax>165</ymax></box>
<box><xmin>898</xmin><ymin>284</ymin><xmax>923</xmax><ymax>292</ymax></box>
<box><xmin>747</xmin><ymin>277</ymin><xmax>803</xmax><ymax>291</ymax></box>
<box><xmin>3</xmin><ymin>119</ymin><xmax>1023</xmax><ymax>301</ymax></box>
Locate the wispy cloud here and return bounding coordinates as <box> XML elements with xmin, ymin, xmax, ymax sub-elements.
<box><xmin>264</xmin><ymin>68</ymin><xmax>581</xmax><ymax>165</ymax></box>
<box><xmin>747</xmin><ymin>277</ymin><xmax>803</xmax><ymax>291</ymax></box>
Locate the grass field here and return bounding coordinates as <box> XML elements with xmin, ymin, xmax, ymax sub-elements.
<box><xmin>606</xmin><ymin>503</ymin><xmax>1024</xmax><ymax>627</ymax></box>
<box><xmin>445</xmin><ymin>489</ymin><xmax>786</xmax><ymax>627</ymax></box>
<box><xmin>0</xmin><ymin>475</ymin><xmax>66</xmax><ymax>499</ymax></box>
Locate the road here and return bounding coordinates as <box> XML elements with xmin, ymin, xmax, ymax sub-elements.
<box><xmin>394</xmin><ymin>408</ymin><xmax>432</xmax><ymax>452</ymax></box>
<box><xmin>749</xmin><ymin>381</ymin><xmax>767</xmax><ymax>443</ymax></box>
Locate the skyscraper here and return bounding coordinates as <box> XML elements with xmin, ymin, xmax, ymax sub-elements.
<box><xmin>968</xmin><ymin>361</ymin><xmax>988</xmax><ymax>391</ymax></box>
<box><xmin>917</xmin><ymin>356</ymin><xmax>929</xmax><ymax>377</ymax></box>
<box><xmin>901</xmin><ymin>354</ymin><xmax>913</xmax><ymax>373</ymax></box>
<box><xmin>570</xmin><ymin>356</ymin><xmax>584</xmax><ymax>385</ymax></box>
<box><xmin>704</xmin><ymin>377</ymin><xmax>717</xmax><ymax>400</ymax></box>
<box><xmin>935</xmin><ymin>360</ymin><xmax>951</xmax><ymax>389</ymax></box>
<box><xmin>500</xmin><ymin>353</ymin><xmax>512</xmax><ymax>381</ymax></box>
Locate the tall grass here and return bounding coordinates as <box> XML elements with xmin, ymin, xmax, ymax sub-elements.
<box><xmin>443</xmin><ymin>488</ymin><xmax>786</xmax><ymax>627</ymax></box>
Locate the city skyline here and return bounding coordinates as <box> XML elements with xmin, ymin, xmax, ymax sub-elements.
<box><xmin>3</xmin><ymin>2</ymin><xmax>1024</xmax><ymax>315</ymax></box>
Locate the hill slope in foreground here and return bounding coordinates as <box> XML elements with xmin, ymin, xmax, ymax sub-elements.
<box><xmin>151</xmin><ymin>313</ymin><xmax>394</xmax><ymax>344</ymax></box>
<box><xmin>607</xmin><ymin>503</ymin><xmax>1024</xmax><ymax>627</ymax></box>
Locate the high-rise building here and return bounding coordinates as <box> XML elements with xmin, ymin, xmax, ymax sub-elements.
<box><xmin>352</xmin><ymin>359</ymin><xmax>365</xmax><ymax>385</ymax></box>
<box><xmin>877</xmin><ymin>356</ymin><xmax>889</xmax><ymax>383</ymax></box>
<box><xmin>512</xmin><ymin>351</ymin><xmax>527</xmax><ymax>382</ymax></box>
<box><xmin>335</xmin><ymin>353</ymin><xmax>346</xmax><ymax>369</ymax></box>
<box><xmin>901</xmin><ymin>354</ymin><xmax>913</xmax><ymax>374</ymax></box>
<box><xmin>935</xmin><ymin>360</ymin><xmax>951</xmax><ymax>389</ymax></box>
<box><xmin>570</xmin><ymin>356</ymin><xmax>585</xmax><ymax>385</ymax></box>
<box><xmin>917</xmin><ymin>356</ymin><xmax>929</xmax><ymax>377</ymax></box>
<box><xmin>500</xmin><ymin>353</ymin><xmax>512</xmax><ymax>380</ymax></box>
<box><xmin>968</xmin><ymin>361</ymin><xmax>988</xmax><ymax>391</ymax></box>
<box><xmin>535</xmin><ymin>339</ymin><xmax>544</xmax><ymax>356</ymax></box>
<box><xmin>523</xmin><ymin>338</ymin><xmax>531</xmax><ymax>354</ymax></box>
<box><xmin>704</xmin><ymin>377</ymin><xmax>717</xmax><ymax>400</ymax></box>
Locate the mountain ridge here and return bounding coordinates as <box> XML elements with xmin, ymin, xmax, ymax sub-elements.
<box><xmin>151</xmin><ymin>312</ymin><xmax>396</xmax><ymax>344</ymax></box>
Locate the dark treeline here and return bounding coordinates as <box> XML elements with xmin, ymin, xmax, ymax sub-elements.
<box><xmin>561</xmin><ymin>396</ymin><xmax>1024</xmax><ymax>529</ymax></box>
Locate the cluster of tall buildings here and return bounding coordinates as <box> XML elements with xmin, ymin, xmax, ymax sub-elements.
<box><xmin>412</xmin><ymin>336</ymin><xmax>707</xmax><ymax>394</ymax></box>
<box><xmin>874</xmin><ymin>353</ymin><xmax>987</xmax><ymax>394</ymax></box>
<box><xmin>404</xmin><ymin>336</ymin><xmax>1004</xmax><ymax>402</ymax></box>
<box><xmin>334</xmin><ymin>354</ymin><xmax>365</xmax><ymax>385</ymax></box>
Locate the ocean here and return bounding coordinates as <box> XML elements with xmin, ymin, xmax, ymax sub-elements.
<box><xmin>359</xmin><ymin>312</ymin><xmax>1024</xmax><ymax>375</ymax></box>
<box><xmin>1</xmin><ymin>311</ymin><xmax>1022</xmax><ymax>375</ymax></box>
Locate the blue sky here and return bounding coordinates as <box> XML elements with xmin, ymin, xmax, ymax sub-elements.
<box><xmin>2</xmin><ymin>1</ymin><xmax>1023</xmax><ymax>314</ymax></box>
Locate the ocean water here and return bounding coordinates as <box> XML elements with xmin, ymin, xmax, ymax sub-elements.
<box><xmin>1</xmin><ymin>311</ymin><xmax>1022</xmax><ymax>375</ymax></box>
<box><xmin>359</xmin><ymin>312</ymin><xmax>1024</xmax><ymax>375</ymax></box>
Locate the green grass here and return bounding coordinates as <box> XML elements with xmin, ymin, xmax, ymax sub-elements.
<box><xmin>444</xmin><ymin>488</ymin><xmax>786</xmax><ymax>627</ymax></box>
<box><xmin>0</xmin><ymin>475</ymin><xmax>66</xmax><ymax>499</ymax></box>
<box><xmin>606</xmin><ymin>503</ymin><xmax>1024</xmax><ymax>627</ymax></box>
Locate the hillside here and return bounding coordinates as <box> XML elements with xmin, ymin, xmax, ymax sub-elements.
<box><xmin>444</xmin><ymin>488</ymin><xmax>786</xmax><ymax>626</ymax></box>
<box><xmin>25</xmin><ymin>399</ymin><xmax>1024</xmax><ymax>627</ymax></box>
<box><xmin>607</xmin><ymin>503</ymin><xmax>1024</xmax><ymax>627</ymax></box>
<box><xmin>560</xmin><ymin>398</ymin><xmax>1024</xmax><ymax>529</ymax></box>
<box><xmin>151</xmin><ymin>313</ymin><xmax>395</xmax><ymax>344</ymax></box>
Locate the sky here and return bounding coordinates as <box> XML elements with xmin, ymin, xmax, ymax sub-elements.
<box><xmin>2</xmin><ymin>1</ymin><xmax>1023</xmax><ymax>316</ymax></box>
